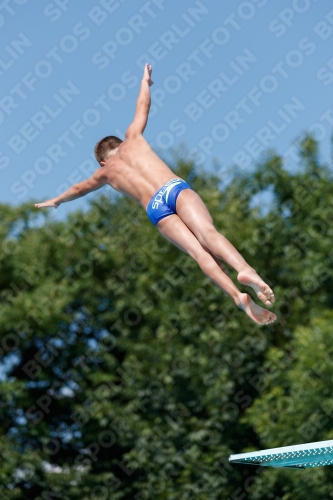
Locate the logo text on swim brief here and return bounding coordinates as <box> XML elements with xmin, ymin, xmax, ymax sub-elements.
<box><xmin>152</xmin><ymin>179</ymin><xmax>181</xmax><ymax>209</ymax></box>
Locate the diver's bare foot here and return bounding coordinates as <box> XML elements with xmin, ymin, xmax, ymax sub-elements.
<box><xmin>237</xmin><ymin>293</ymin><xmax>277</xmax><ymax>325</ymax></box>
<box><xmin>238</xmin><ymin>268</ymin><xmax>275</xmax><ymax>306</ymax></box>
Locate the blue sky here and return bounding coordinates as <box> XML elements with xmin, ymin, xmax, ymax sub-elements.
<box><xmin>1</xmin><ymin>0</ymin><xmax>333</xmax><ymax>217</ymax></box>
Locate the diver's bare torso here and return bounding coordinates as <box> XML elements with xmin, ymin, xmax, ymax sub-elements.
<box><xmin>102</xmin><ymin>135</ymin><xmax>183</xmax><ymax>208</ymax></box>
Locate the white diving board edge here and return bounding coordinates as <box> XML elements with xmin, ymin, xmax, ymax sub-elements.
<box><xmin>229</xmin><ymin>440</ymin><xmax>333</xmax><ymax>469</ymax></box>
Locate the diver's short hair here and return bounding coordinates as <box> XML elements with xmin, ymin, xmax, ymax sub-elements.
<box><xmin>94</xmin><ymin>136</ymin><xmax>123</xmax><ymax>163</ymax></box>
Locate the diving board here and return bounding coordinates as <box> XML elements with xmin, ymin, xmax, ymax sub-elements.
<box><xmin>229</xmin><ymin>440</ymin><xmax>333</xmax><ymax>469</ymax></box>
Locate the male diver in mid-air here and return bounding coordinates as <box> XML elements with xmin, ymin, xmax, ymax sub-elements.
<box><xmin>35</xmin><ymin>64</ymin><xmax>277</xmax><ymax>325</ymax></box>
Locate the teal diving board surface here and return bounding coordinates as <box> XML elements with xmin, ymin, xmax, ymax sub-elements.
<box><xmin>229</xmin><ymin>440</ymin><xmax>333</xmax><ymax>469</ymax></box>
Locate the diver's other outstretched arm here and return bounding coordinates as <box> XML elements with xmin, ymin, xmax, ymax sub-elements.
<box><xmin>35</xmin><ymin>168</ymin><xmax>107</xmax><ymax>209</ymax></box>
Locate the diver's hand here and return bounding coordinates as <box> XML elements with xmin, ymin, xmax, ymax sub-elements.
<box><xmin>34</xmin><ymin>199</ymin><xmax>59</xmax><ymax>209</ymax></box>
<box><xmin>143</xmin><ymin>63</ymin><xmax>153</xmax><ymax>86</ymax></box>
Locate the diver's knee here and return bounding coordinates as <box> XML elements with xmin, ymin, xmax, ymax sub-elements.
<box><xmin>197</xmin><ymin>225</ymin><xmax>218</xmax><ymax>248</ymax></box>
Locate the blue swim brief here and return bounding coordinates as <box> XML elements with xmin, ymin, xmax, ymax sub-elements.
<box><xmin>146</xmin><ymin>178</ymin><xmax>191</xmax><ymax>226</ymax></box>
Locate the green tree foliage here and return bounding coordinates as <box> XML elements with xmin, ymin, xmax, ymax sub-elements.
<box><xmin>0</xmin><ymin>137</ymin><xmax>333</xmax><ymax>499</ymax></box>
